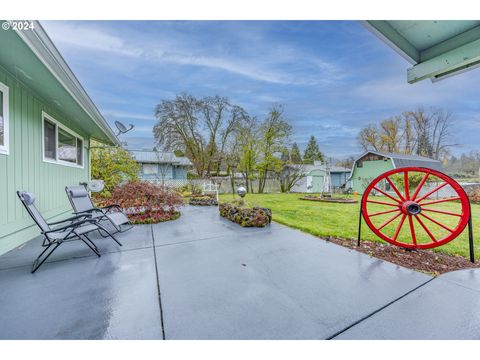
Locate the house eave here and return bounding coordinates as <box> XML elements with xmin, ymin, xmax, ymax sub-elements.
<box><xmin>13</xmin><ymin>21</ymin><xmax>119</xmax><ymax>145</ymax></box>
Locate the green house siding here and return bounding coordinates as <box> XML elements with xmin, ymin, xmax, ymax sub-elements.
<box><xmin>0</xmin><ymin>65</ymin><xmax>90</xmax><ymax>255</ymax></box>
<box><xmin>350</xmin><ymin>159</ymin><xmax>394</xmax><ymax>193</ymax></box>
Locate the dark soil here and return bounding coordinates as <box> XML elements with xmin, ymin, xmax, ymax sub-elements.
<box><xmin>325</xmin><ymin>236</ymin><xmax>479</xmax><ymax>275</ymax></box>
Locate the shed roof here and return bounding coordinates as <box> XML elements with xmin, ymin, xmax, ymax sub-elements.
<box><xmin>364</xmin><ymin>20</ymin><xmax>480</xmax><ymax>83</ymax></box>
<box><xmin>357</xmin><ymin>151</ymin><xmax>443</xmax><ymax>171</ymax></box>
<box><xmin>286</xmin><ymin>163</ymin><xmax>351</xmax><ymax>175</ymax></box>
<box><xmin>130</xmin><ymin>150</ymin><xmax>192</xmax><ymax>166</ymax></box>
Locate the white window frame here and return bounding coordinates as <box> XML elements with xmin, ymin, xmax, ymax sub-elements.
<box><xmin>0</xmin><ymin>81</ymin><xmax>9</xmax><ymax>155</ymax></box>
<box><xmin>41</xmin><ymin>111</ymin><xmax>84</xmax><ymax>168</ymax></box>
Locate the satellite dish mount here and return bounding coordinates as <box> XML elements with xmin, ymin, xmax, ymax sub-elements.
<box><xmin>115</xmin><ymin>121</ymin><xmax>134</xmax><ymax>136</ymax></box>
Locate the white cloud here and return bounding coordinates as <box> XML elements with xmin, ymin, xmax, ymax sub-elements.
<box><xmin>42</xmin><ymin>21</ymin><xmax>342</xmax><ymax>86</ymax></box>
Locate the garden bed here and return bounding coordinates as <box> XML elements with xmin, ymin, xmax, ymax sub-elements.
<box><xmin>325</xmin><ymin>237</ymin><xmax>478</xmax><ymax>275</ymax></box>
<box><xmin>300</xmin><ymin>195</ymin><xmax>358</xmax><ymax>204</ymax></box>
<box><xmin>94</xmin><ymin>181</ymin><xmax>184</xmax><ymax>225</ymax></box>
<box><xmin>219</xmin><ymin>202</ymin><xmax>272</xmax><ymax>227</ymax></box>
<box><xmin>128</xmin><ymin>209</ymin><xmax>181</xmax><ymax>224</ymax></box>
<box><xmin>189</xmin><ymin>194</ymin><xmax>218</xmax><ymax>206</ymax></box>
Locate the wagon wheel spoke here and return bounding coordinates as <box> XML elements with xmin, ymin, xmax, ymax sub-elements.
<box><xmin>385</xmin><ymin>176</ymin><xmax>406</xmax><ymax>202</ymax></box>
<box><xmin>416</xmin><ymin>182</ymin><xmax>448</xmax><ymax>203</ymax></box>
<box><xmin>411</xmin><ymin>173</ymin><xmax>429</xmax><ymax>200</ymax></box>
<box><xmin>420</xmin><ymin>213</ymin><xmax>454</xmax><ymax>233</ymax></box>
<box><xmin>366</xmin><ymin>199</ymin><xmax>399</xmax><ymax>207</ymax></box>
<box><xmin>422</xmin><ymin>208</ymin><xmax>462</xmax><ymax>217</ymax></box>
<box><xmin>415</xmin><ymin>215</ymin><xmax>438</xmax><ymax>243</ymax></box>
<box><xmin>372</xmin><ymin>186</ymin><xmax>402</xmax><ymax>203</ymax></box>
<box><xmin>368</xmin><ymin>208</ymin><xmax>401</xmax><ymax>217</ymax></box>
<box><xmin>404</xmin><ymin>171</ymin><xmax>410</xmax><ymax>200</ymax></box>
<box><xmin>421</xmin><ymin>197</ymin><xmax>461</xmax><ymax>206</ymax></box>
<box><xmin>377</xmin><ymin>212</ymin><xmax>402</xmax><ymax>231</ymax></box>
<box><xmin>392</xmin><ymin>214</ymin><xmax>407</xmax><ymax>241</ymax></box>
<box><xmin>408</xmin><ymin>215</ymin><xmax>417</xmax><ymax>246</ymax></box>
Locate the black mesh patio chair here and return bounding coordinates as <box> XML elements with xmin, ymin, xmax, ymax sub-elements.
<box><xmin>17</xmin><ymin>191</ymin><xmax>121</xmax><ymax>273</ymax></box>
<box><xmin>65</xmin><ymin>185</ymin><xmax>134</xmax><ymax>234</ymax></box>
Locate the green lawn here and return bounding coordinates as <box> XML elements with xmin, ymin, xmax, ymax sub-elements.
<box><xmin>219</xmin><ymin>193</ymin><xmax>479</xmax><ymax>259</ymax></box>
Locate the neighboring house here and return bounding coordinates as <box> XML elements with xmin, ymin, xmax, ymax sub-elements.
<box><xmin>349</xmin><ymin>151</ymin><xmax>443</xmax><ymax>193</ymax></box>
<box><xmin>0</xmin><ymin>21</ymin><xmax>119</xmax><ymax>255</ymax></box>
<box><xmin>130</xmin><ymin>150</ymin><xmax>192</xmax><ymax>182</ymax></box>
<box><xmin>289</xmin><ymin>161</ymin><xmax>352</xmax><ymax>193</ymax></box>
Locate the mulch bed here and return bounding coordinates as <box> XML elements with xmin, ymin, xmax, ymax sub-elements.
<box><xmin>324</xmin><ymin>236</ymin><xmax>479</xmax><ymax>275</ymax></box>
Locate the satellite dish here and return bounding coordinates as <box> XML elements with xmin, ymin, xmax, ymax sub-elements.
<box><xmin>83</xmin><ymin>180</ymin><xmax>105</xmax><ymax>193</ymax></box>
<box><xmin>115</xmin><ymin>121</ymin><xmax>134</xmax><ymax>136</ymax></box>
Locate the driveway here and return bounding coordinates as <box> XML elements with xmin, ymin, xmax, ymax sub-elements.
<box><xmin>0</xmin><ymin>205</ymin><xmax>478</xmax><ymax>339</ymax></box>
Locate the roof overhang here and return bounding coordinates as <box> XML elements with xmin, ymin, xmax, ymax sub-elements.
<box><xmin>1</xmin><ymin>20</ymin><xmax>119</xmax><ymax>145</ymax></box>
<box><xmin>364</xmin><ymin>20</ymin><xmax>480</xmax><ymax>83</ymax></box>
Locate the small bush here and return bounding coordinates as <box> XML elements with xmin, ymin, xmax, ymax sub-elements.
<box><xmin>94</xmin><ymin>181</ymin><xmax>183</xmax><ymax>224</ymax></box>
<box><xmin>189</xmin><ymin>194</ymin><xmax>218</xmax><ymax>206</ymax></box>
<box><xmin>466</xmin><ymin>185</ymin><xmax>480</xmax><ymax>203</ymax></box>
<box><xmin>219</xmin><ymin>202</ymin><xmax>272</xmax><ymax>227</ymax></box>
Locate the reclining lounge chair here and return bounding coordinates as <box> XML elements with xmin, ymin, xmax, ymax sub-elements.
<box><xmin>17</xmin><ymin>191</ymin><xmax>122</xmax><ymax>273</ymax></box>
<box><xmin>65</xmin><ymin>185</ymin><xmax>133</xmax><ymax>234</ymax></box>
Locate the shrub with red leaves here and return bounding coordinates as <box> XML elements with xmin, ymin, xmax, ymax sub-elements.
<box><xmin>466</xmin><ymin>186</ymin><xmax>480</xmax><ymax>204</ymax></box>
<box><xmin>94</xmin><ymin>181</ymin><xmax>183</xmax><ymax>224</ymax></box>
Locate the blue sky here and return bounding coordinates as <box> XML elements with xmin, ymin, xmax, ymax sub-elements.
<box><xmin>42</xmin><ymin>20</ymin><xmax>480</xmax><ymax>158</ymax></box>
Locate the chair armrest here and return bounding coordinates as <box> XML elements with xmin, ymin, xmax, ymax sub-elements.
<box><xmin>48</xmin><ymin>214</ymin><xmax>92</xmax><ymax>226</ymax></box>
<box><xmin>44</xmin><ymin>218</ymin><xmax>98</xmax><ymax>235</ymax></box>
<box><xmin>101</xmin><ymin>204</ymin><xmax>123</xmax><ymax>213</ymax></box>
<box><xmin>74</xmin><ymin>208</ymin><xmax>105</xmax><ymax>216</ymax></box>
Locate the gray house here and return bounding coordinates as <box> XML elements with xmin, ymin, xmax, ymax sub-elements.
<box><xmin>130</xmin><ymin>150</ymin><xmax>192</xmax><ymax>182</ymax></box>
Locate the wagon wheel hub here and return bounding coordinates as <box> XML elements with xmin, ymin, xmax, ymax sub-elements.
<box><xmin>401</xmin><ymin>200</ymin><xmax>421</xmax><ymax>215</ymax></box>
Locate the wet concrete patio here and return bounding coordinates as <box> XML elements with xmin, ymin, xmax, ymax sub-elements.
<box><xmin>0</xmin><ymin>205</ymin><xmax>478</xmax><ymax>339</ymax></box>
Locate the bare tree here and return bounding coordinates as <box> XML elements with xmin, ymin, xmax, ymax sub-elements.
<box><xmin>358</xmin><ymin>124</ymin><xmax>381</xmax><ymax>151</ymax></box>
<box><xmin>153</xmin><ymin>93</ymin><xmax>248</xmax><ymax>178</ymax></box>
<box><xmin>379</xmin><ymin>118</ymin><xmax>401</xmax><ymax>152</ymax></box>
<box><xmin>357</xmin><ymin>107</ymin><xmax>456</xmax><ymax>160</ymax></box>
<box><xmin>277</xmin><ymin>163</ymin><xmax>307</xmax><ymax>193</ymax></box>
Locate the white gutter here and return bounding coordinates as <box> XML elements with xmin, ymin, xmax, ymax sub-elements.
<box><xmin>13</xmin><ymin>21</ymin><xmax>120</xmax><ymax>145</ymax></box>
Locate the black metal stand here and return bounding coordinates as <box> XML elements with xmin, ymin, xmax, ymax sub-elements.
<box><xmin>468</xmin><ymin>212</ymin><xmax>475</xmax><ymax>263</ymax></box>
<box><xmin>357</xmin><ymin>192</ymin><xmax>366</xmax><ymax>247</ymax></box>
<box><xmin>357</xmin><ymin>206</ymin><xmax>363</xmax><ymax>247</ymax></box>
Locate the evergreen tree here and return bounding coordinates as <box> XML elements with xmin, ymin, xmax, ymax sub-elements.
<box><xmin>303</xmin><ymin>136</ymin><xmax>324</xmax><ymax>164</ymax></box>
<box><xmin>280</xmin><ymin>147</ymin><xmax>290</xmax><ymax>162</ymax></box>
<box><xmin>290</xmin><ymin>142</ymin><xmax>302</xmax><ymax>164</ymax></box>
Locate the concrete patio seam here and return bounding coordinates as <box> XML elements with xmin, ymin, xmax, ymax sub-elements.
<box><xmin>151</xmin><ymin>224</ymin><xmax>166</xmax><ymax>340</ymax></box>
<box><xmin>153</xmin><ymin>233</ymin><xmax>231</xmax><ymax>248</ymax></box>
<box><xmin>436</xmin><ymin>277</ymin><xmax>480</xmax><ymax>293</ymax></box>
<box><xmin>327</xmin><ymin>277</ymin><xmax>435</xmax><ymax>340</ymax></box>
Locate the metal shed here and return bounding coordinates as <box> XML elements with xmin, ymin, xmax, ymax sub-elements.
<box><xmin>349</xmin><ymin>151</ymin><xmax>443</xmax><ymax>193</ymax></box>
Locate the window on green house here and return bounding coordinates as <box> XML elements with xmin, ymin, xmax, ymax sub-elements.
<box><xmin>44</xmin><ymin>119</ymin><xmax>56</xmax><ymax>160</ymax></box>
<box><xmin>0</xmin><ymin>81</ymin><xmax>9</xmax><ymax>155</ymax></box>
<box><xmin>58</xmin><ymin>128</ymin><xmax>77</xmax><ymax>164</ymax></box>
<box><xmin>42</xmin><ymin>112</ymin><xmax>84</xmax><ymax>167</ymax></box>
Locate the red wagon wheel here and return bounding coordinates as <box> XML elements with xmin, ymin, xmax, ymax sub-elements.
<box><xmin>361</xmin><ymin>167</ymin><xmax>470</xmax><ymax>249</ymax></box>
